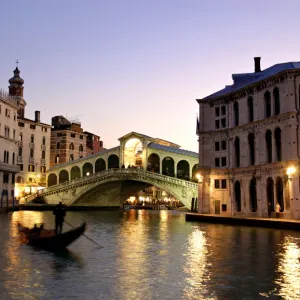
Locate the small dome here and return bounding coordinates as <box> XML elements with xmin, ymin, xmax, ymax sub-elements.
<box><xmin>9</xmin><ymin>67</ymin><xmax>24</xmax><ymax>85</ymax></box>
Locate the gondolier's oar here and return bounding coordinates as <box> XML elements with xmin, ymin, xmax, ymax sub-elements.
<box><xmin>64</xmin><ymin>220</ymin><xmax>103</xmax><ymax>249</ymax></box>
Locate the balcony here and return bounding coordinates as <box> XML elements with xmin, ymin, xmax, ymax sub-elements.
<box><xmin>29</xmin><ymin>158</ymin><xmax>35</xmax><ymax>165</ymax></box>
<box><xmin>18</xmin><ymin>141</ymin><xmax>23</xmax><ymax>147</ymax></box>
<box><xmin>29</xmin><ymin>143</ymin><xmax>35</xmax><ymax>149</ymax></box>
<box><xmin>0</xmin><ymin>162</ymin><xmax>19</xmax><ymax>173</ymax></box>
<box><xmin>41</xmin><ymin>159</ymin><xmax>46</xmax><ymax>166</ymax></box>
<box><xmin>41</xmin><ymin>145</ymin><xmax>46</xmax><ymax>151</ymax></box>
<box><xmin>17</xmin><ymin>156</ymin><xmax>23</xmax><ymax>163</ymax></box>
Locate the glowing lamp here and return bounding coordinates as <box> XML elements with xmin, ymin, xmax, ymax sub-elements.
<box><xmin>86</xmin><ymin>172</ymin><xmax>90</xmax><ymax>176</ymax></box>
<box><xmin>196</xmin><ymin>173</ymin><xmax>203</xmax><ymax>183</ymax></box>
<box><xmin>286</xmin><ymin>166</ymin><xmax>296</xmax><ymax>178</ymax></box>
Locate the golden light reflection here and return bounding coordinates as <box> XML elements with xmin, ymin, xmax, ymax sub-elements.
<box><xmin>275</xmin><ymin>237</ymin><xmax>300</xmax><ymax>299</ymax></box>
<box><xmin>183</xmin><ymin>228</ymin><xmax>217</xmax><ymax>300</ymax></box>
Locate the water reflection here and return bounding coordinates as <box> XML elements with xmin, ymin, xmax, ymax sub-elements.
<box><xmin>275</xmin><ymin>236</ymin><xmax>300</xmax><ymax>299</ymax></box>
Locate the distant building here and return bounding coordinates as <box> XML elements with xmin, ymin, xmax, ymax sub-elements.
<box><xmin>0</xmin><ymin>89</ymin><xmax>19</xmax><ymax>207</ymax></box>
<box><xmin>8</xmin><ymin>67</ymin><xmax>51</xmax><ymax>201</ymax></box>
<box><xmin>196</xmin><ymin>57</ymin><xmax>300</xmax><ymax>219</ymax></box>
<box><xmin>83</xmin><ymin>131</ymin><xmax>104</xmax><ymax>156</ymax></box>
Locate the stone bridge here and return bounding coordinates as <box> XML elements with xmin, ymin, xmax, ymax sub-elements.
<box><xmin>36</xmin><ymin>168</ymin><xmax>198</xmax><ymax>208</ymax></box>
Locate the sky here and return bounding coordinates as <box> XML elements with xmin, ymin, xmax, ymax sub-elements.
<box><xmin>1</xmin><ymin>0</ymin><xmax>300</xmax><ymax>152</ymax></box>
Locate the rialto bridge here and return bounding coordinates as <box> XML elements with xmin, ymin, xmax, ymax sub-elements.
<box><xmin>31</xmin><ymin>132</ymin><xmax>199</xmax><ymax>208</ymax></box>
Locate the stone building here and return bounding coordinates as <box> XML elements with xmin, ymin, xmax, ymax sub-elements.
<box><xmin>83</xmin><ymin>131</ymin><xmax>104</xmax><ymax>156</ymax></box>
<box><xmin>196</xmin><ymin>57</ymin><xmax>300</xmax><ymax>219</ymax></box>
<box><xmin>8</xmin><ymin>67</ymin><xmax>51</xmax><ymax>201</ymax></box>
<box><xmin>0</xmin><ymin>89</ymin><xmax>19</xmax><ymax>207</ymax></box>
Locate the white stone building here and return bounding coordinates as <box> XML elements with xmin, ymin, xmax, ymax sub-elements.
<box><xmin>7</xmin><ymin>67</ymin><xmax>51</xmax><ymax>201</ymax></box>
<box><xmin>196</xmin><ymin>57</ymin><xmax>300</xmax><ymax>219</ymax></box>
<box><xmin>0</xmin><ymin>90</ymin><xmax>19</xmax><ymax>207</ymax></box>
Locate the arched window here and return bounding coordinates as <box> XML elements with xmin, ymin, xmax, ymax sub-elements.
<box><xmin>276</xmin><ymin>177</ymin><xmax>284</xmax><ymax>212</ymax></box>
<box><xmin>69</xmin><ymin>154</ymin><xmax>74</xmax><ymax>161</ymax></box>
<box><xmin>234</xmin><ymin>181</ymin><xmax>241</xmax><ymax>212</ymax></box>
<box><xmin>248</xmin><ymin>133</ymin><xmax>255</xmax><ymax>165</ymax></box>
<box><xmin>42</xmin><ymin>151</ymin><xmax>45</xmax><ymax>159</ymax></box>
<box><xmin>12</xmin><ymin>153</ymin><xmax>15</xmax><ymax>165</ymax></box>
<box><xmin>249</xmin><ymin>178</ymin><xmax>257</xmax><ymax>212</ymax></box>
<box><xmin>56</xmin><ymin>142</ymin><xmax>60</xmax><ymax>149</ymax></box>
<box><xmin>247</xmin><ymin>96</ymin><xmax>254</xmax><ymax>122</ymax></box>
<box><xmin>266</xmin><ymin>177</ymin><xmax>275</xmax><ymax>213</ymax></box>
<box><xmin>274</xmin><ymin>127</ymin><xmax>282</xmax><ymax>161</ymax></box>
<box><xmin>56</xmin><ymin>154</ymin><xmax>59</xmax><ymax>164</ymax></box>
<box><xmin>273</xmin><ymin>87</ymin><xmax>280</xmax><ymax>115</ymax></box>
<box><xmin>79</xmin><ymin>144</ymin><xmax>83</xmax><ymax>152</ymax></box>
<box><xmin>3</xmin><ymin>150</ymin><xmax>6</xmax><ymax>163</ymax></box>
<box><xmin>264</xmin><ymin>91</ymin><xmax>271</xmax><ymax>118</ymax></box>
<box><xmin>70</xmin><ymin>143</ymin><xmax>74</xmax><ymax>150</ymax></box>
<box><xmin>30</xmin><ymin>149</ymin><xmax>34</xmax><ymax>158</ymax></box>
<box><xmin>265</xmin><ymin>130</ymin><xmax>272</xmax><ymax>163</ymax></box>
<box><xmin>42</xmin><ymin>136</ymin><xmax>46</xmax><ymax>145</ymax></box>
<box><xmin>19</xmin><ymin>133</ymin><xmax>23</xmax><ymax>142</ymax></box>
<box><xmin>18</xmin><ymin>147</ymin><xmax>22</xmax><ymax>157</ymax></box>
<box><xmin>234</xmin><ymin>137</ymin><xmax>240</xmax><ymax>167</ymax></box>
<box><xmin>30</xmin><ymin>134</ymin><xmax>34</xmax><ymax>143</ymax></box>
<box><xmin>233</xmin><ymin>101</ymin><xmax>239</xmax><ymax>126</ymax></box>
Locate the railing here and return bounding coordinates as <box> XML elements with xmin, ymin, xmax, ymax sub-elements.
<box><xmin>41</xmin><ymin>145</ymin><xmax>46</xmax><ymax>151</ymax></box>
<box><xmin>41</xmin><ymin>159</ymin><xmax>46</xmax><ymax>166</ymax></box>
<box><xmin>18</xmin><ymin>141</ymin><xmax>23</xmax><ymax>147</ymax></box>
<box><xmin>29</xmin><ymin>158</ymin><xmax>35</xmax><ymax>164</ymax></box>
<box><xmin>41</xmin><ymin>168</ymin><xmax>198</xmax><ymax>196</ymax></box>
<box><xmin>29</xmin><ymin>143</ymin><xmax>35</xmax><ymax>149</ymax></box>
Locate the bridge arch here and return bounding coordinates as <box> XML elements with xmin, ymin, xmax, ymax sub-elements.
<box><xmin>83</xmin><ymin>162</ymin><xmax>93</xmax><ymax>176</ymax></box>
<box><xmin>108</xmin><ymin>154</ymin><xmax>119</xmax><ymax>169</ymax></box>
<box><xmin>48</xmin><ymin>173</ymin><xmax>57</xmax><ymax>186</ymax></box>
<box><xmin>95</xmin><ymin>158</ymin><xmax>106</xmax><ymax>173</ymax></box>
<box><xmin>59</xmin><ymin>170</ymin><xmax>69</xmax><ymax>183</ymax></box>
<box><xmin>162</xmin><ymin>156</ymin><xmax>174</xmax><ymax>177</ymax></box>
<box><xmin>177</xmin><ymin>160</ymin><xmax>190</xmax><ymax>180</ymax></box>
<box><xmin>71</xmin><ymin>166</ymin><xmax>81</xmax><ymax>180</ymax></box>
<box><xmin>147</xmin><ymin>153</ymin><xmax>160</xmax><ymax>173</ymax></box>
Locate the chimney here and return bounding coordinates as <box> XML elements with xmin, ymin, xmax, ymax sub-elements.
<box><xmin>254</xmin><ymin>57</ymin><xmax>261</xmax><ymax>72</ymax></box>
<box><xmin>35</xmin><ymin>110</ymin><xmax>40</xmax><ymax>123</ymax></box>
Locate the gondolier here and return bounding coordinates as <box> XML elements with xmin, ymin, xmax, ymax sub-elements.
<box><xmin>53</xmin><ymin>202</ymin><xmax>66</xmax><ymax>234</ymax></box>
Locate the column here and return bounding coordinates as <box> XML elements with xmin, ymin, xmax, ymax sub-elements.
<box><xmin>291</xmin><ymin>175</ymin><xmax>300</xmax><ymax>219</ymax></box>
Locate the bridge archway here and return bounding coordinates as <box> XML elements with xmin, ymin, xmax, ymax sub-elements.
<box><xmin>147</xmin><ymin>153</ymin><xmax>160</xmax><ymax>173</ymax></box>
<box><xmin>83</xmin><ymin>162</ymin><xmax>93</xmax><ymax>176</ymax></box>
<box><xmin>177</xmin><ymin>160</ymin><xmax>190</xmax><ymax>180</ymax></box>
<box><xmin>124</xmin><ymin>138</ymin><xmax>143</xmax><ymax>167</ymax></box>
<box><xmin>95</xmin><ymin>158</ymin><xmax>106</xmax><ymax>172</ymax></box>
<box><xmin>108</xmin><ymin>155</ymin><xmax>119</xmax><ymax>169</ymax></box>
<box><xmin>71</xmin><ymin>166</ymin><xmax>81</xmax><ymax>180</ymax></box>
<box><xmin>48</xmin><ymin>173</ymin><xmax>57</xmax><ymax>186</ymax></box>
<box><xmin>59</xmin><ymin>170</ymin><xmax>69</xmax><ymax>183</ymax></box>
<box><xmin>162</xmin><ymin>156</ymin><xmax>174</xmax><ymax>177</ymax></box>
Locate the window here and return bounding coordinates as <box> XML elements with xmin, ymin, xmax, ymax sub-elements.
<box><xmin>71</xmin><ymin>133</ymin><xmax>76</xmax><ymax>138</ymax></box>
<box><xmin>18</xmin><ymin>147</ymin><xmax>22</xmax><ymax>156</ymax></box>
<box><xmin>215</xmin><ymin>120</ymin><xmax>220</xmax><ymax>129</ymax></box>
<box><xmin>5</xmin><ymin>126</ymin><xmax>9</xmax><ymax>138</ymax></box>
<box><xmin>221</xmin><ymin>106</ymin><xmax>226</xmax><ymax>115</ymax></box>
<box><xmin>275</xmin><ymin>127</ymin><xmax>282</xmax><ymax>161</ymax></box>
<box><xmin>80</xmin><ymin>135</ymin><xmax>83</xmax><ymax>140</ymax></box>
<box><xmin>215</xmin><ymin>107</ymin><xmax>220</xmax><ymax>117</ymax></box>
<box><xmin>30</xmin><ymin>149</ymin><xmax>34</xmax><ymax>158</ymax></box>
<box><xmin>274</xmin><ymin>87</ymin><xmax>280</xmax><ymax>115</ymax></box>
<box><xmin>234</xmin><ymin>137</ymin><xmax>240</xmax><ymax>167</ymax></box>
<box><xmin>70</xmin><ymin>154</ymin><xmax>74</xmax><ymax>161</ymax></box>
<box><xmin>221</xmin><ymin>118</ymin><xmax>226</xmax><ymax>128</ymax></box>
<box><xmin>19</xmin><ymin>133</ymin><xmax>23</xmax><ymax>141</ymax></box>
<box><xmin>264</xmin><ymin>91</ymin><xmax>271</xmax><ymax>118</ymax></box>
<box><xmin>233</xmin><ymin>101</ymin><xmax>239</xmax><ymax>126</ymax></box>
<box><xmin>3</xmin><ymin>150</ymin><xmax>6</xmax><ymax>163</ymax></box>
<box><xmin>13</xmin><ymin>130</ymin><xmax>16</xmax><ymax>140</ymax></box>
<box><xmin>42</xmin><ymin>136</ymin><xmax>46</xmax><ymax>145</ymax></box>
<box><xmin>12</xmin><ymin>153</ymin><xmax>15</xmax><ymax>165</ymax></box>
<box><xmin>56</xmin><ymin>142</ymin><xmax>61</xmax><ymax>149</ymax></box>
<box><xmin>215</xmin><ymin>142</ymin><xmax>220</xmax><ymax>151</ymax></box>
<box><xmin>214</xmin><ymin>179</ymin><xmax>220</xmax><ymax>189</ymax></box>
<box><xmin>215</xmin><ymin>158</ymin><xmax>220</xmax><ymax>167</ymax></box>
<box><xmin>221</xmin><ymin>179</ymin><xmax>227</xmax><ymax>189</ymax></box>
<box><xmin>5</xmin><ymin>108</ymin><xmax>10</xmax><ymax>118</ymax></box>
<box><xmin>56</xmin><ymin>154</ymin><xmax>60</xmax><ymax>164</ymax></box>
<box><xmin>248</xmin><ymin>133</ymin><xmax>255</xmax><ymax>165</ymax></box>
<box><xmin>18</xmin><ymin>122</ymin><xmax>25</xmax><ymax>127</ymax></box>
<box><xmin>70</xmin><ymin>143</ymin><xmax>74</xmax><ymax>150</ymax></box>
<box><xmin>221</xmin><ymin>157</ymin><xmax>227</xmax><ymax>167</ymax></box>
<box><xmin>42</xmin><ymin>127</ymin><xmax>47</xmax><ymax>132</ymax></box>
<box><xmin>41</xmin><ymin>166</ymin><xmax>46</xmax><ymax>173</ymax></box>
<box><xmin>30</xmin><ymin>134</ymin><xmax>34</xmax><ymax>143</ymax></box>
<box><xmin>79</xmin><ymin>144</ymin><xmax>83</xmax><ymax>152</ymax></box>
<box><xmin>19</xmin><ymin>164</ymin><xmax>23</xmax><ymax>171</ymax></box>
<box><xmin>3</xmin><ymin>173</ymin><xmax>9</xmax><ymax>183</ymax></box>
<box><xmin>12</xmin><ymin>175</ymin><xmax>15</xmax><ymax>184</ymax></box>
<box><xmin>42</xmin><ymin>151</ymin><xmax>45</xmax><ymax>159</ymax></box>
<box><xmin>265</xmin><ymin>130</ymin><xmax>272</xmax><ymax>163</ymax></box>
<box><xmin>248</xmin><ymin>97</ymin><xmax>254</xmax><ymax>122</ymax></box>
<box><xmin>221</xmin><ymin>140</ymin><xmax>226</xmax><ymax>150</ymax></box>
<box><xmin>30</xmin><ymin>124</ymin><xmax>36</xmax><ymax>129</ymax></box>
<box><xmin>28</xmin><ymin>165</ymin><xmax>35</xmax><ymax>172</ymax></box>
<box><xmin>14</xmin><ymin>114</ymin><xmax>16</xmax><ymax>121</ymax></box>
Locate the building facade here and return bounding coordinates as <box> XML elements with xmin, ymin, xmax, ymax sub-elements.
<box><xmin>7</xmin><ymin>67</ymin><xmax>51</xmax><ymax>201</ymax></box>
<box><xmin>197</xmin><ymin>57</ymin><xmax>300</xmax><ymax>219</ymax></box>
<box><xmin>0</xmin><ymin>89</ymin><xmax>19</xmax><ymax>207</ymax></box>
<box><xmin>84</xmin><ymin>131</ymin><xmax>104</xmax><ymax>156</ymax></box>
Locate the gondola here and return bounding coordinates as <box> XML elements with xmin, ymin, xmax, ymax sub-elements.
<box><xmin>18</xmin><ymin>222</ymin><xmax>86</xmax><ymax>252</ymax></box>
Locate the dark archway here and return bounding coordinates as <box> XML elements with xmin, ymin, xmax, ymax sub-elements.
<box><xmin>95</xmin><ymin>158</ymin><xmax>106</xmax><ymax>172</ymax></box>
<box><xmin>265</xmin><ymin>130</ymin><xmax>272</xmax><ymax>163</ymax></box>
<box><xmin>273</xmin><ymin>87</ymin><xmax>280</xmax><ymax>115</ymax></box>
<box><xmin>264</xmin><ymin>91</ymin><xmax>271</xmax><ymax>118</ymax></box>
<box><xmin>233</xmin><ymin>101</ymin><xmax>239</xmax><ymax>126</ymax></box>
<box><xmin>48</xmin><ymin>173</ymin><xmax>57</xmax><ymax>187</ymax></box>
<box><xmin>249</xmin><ymin>178</ymin><xmax>257</xmax><ymax>212</ymax></box>
<box><xmin>276</xmin><ymin>177</ymin><xmax>284</xmax><ymax>212</ymax></box>
<box><xmin>275</xmin><ymin>127</ymin><xmax>282</xmax><ymax>161</ymax></box>
<box><xmin>147</xmin><ymin>153</ymin><xmax>160</xmax><ymax>173</ymax></box>
<box><xmin>162</xmin><ymin>156</ymin><xmax>174</xmax><ymax>177</ymax></box>
<box><xmin>248</xmin><ymin>96</ymin><xmax>254</xmax><ymax>122</ymax></box>
<box><xmin>108</xmin><ymin>155</ymin><xmax>119</xmax><ymax>169</ymax></box>
<box><xmin>71</xmin><ymin>166</ymin><xmax>81</xmax><ymax>180</ymax></box>
<box><xmin>177</xmin><ymin>160</ymin><xmax>190</xmax><ymax>180</ymax></box>
<box><xmin>248</xmin><ymin>133</ymin><xmax>255</xmax><ymax>165</ymax></box>
<box><xmin>83</xmin><ymin>162</ymin><xmax>93</xmax><ymax>176</ymax></box>
<box><xmin>59</xmin><ymin>170</ymin><xmax>69</xmax><ymax>184</ymax></box>
<box><xmin>192</xmin><ymin>164</ymin><xmax>199</xmax><ymax>180</ymax></box>
<box><xmin>267</xmin><ymin>177</ymin><xmax>275</xmax><ymax>213</ymax></box>
<box><xmin>234</xmin><ymin>137</ymin><xmax>240</xmax><ymax>167</ymax></box>
<box><xmin>234</xmin><ymin>181</ymin><xmax>241</xmax><ymax>212</ymax></box>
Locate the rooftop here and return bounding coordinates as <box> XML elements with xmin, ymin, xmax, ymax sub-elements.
<box><xmin>148</xmin><ymin>142</ymin><xmax>198</xmax><ymax>158</ymax></box>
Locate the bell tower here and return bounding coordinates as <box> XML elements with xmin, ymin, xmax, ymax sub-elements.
<box><xmin>8</xmin><ymin>63</ymin><xmax>26</xmax><ymax>118</ymax></box>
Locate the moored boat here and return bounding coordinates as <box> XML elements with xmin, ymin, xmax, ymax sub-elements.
<box><xmin>18</xmin><ymin>222</ymin><xmax>86</xmax><ymax>252</ymax></box>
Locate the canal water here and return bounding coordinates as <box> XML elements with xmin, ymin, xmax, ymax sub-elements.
<box><xmin>0</xmin><ymin>210</ymin><xmax>300</xmax><ymax>300</ymax></box>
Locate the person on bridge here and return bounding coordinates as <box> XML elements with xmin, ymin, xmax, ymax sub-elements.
<box><xmin>53</xmin><ymin>202</ymin><xmax>66</xmax><ymax>234</ymax></box>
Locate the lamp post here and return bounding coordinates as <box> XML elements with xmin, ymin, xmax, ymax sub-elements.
<box><xmin>196</xmin><ymin>173</ymin><xmax>203</xmax><ymax>213</ymax></box>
